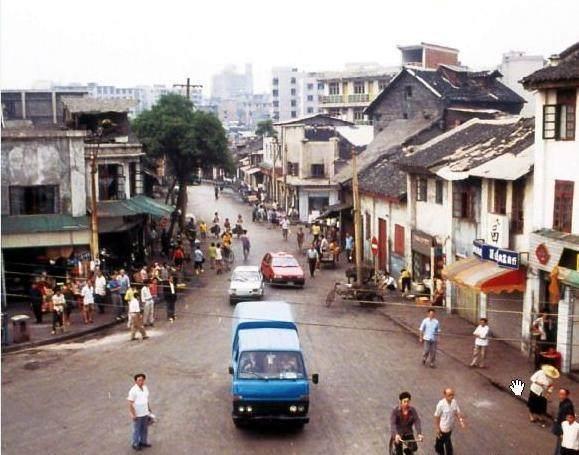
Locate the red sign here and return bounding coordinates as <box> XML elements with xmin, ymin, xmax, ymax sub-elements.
<box><xmin>535</xmin><ymin>243</ymin><xmax>550</xmax><ymax>265</ymax></box>
<box><xmin>371</xmin><ymin>236</ymin><xmax>379</xmax><ymax>256</ymax></box>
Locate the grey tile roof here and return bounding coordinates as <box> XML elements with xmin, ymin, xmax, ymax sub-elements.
<box><xmin>398</xmin><ymin>117</ymin><xmax>534</xmax><ymax>173</ymax></box>
<box><xmin>522</xmin><ymin>42</ymin><xmax>579</xmax><ymax>88</ymax></box>
<box><xmin>357</xmin><ymin>148</ymin><xmax>407</xmax><ymax>199</ymax></box>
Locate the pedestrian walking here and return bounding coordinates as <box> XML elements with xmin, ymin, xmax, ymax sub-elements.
<box><xmin>141</xmin><ymin>280</ymin><xmax>155</xmax><ymax>327</ymax></box>
<box><xmin>281</xmin><ymin>217</ymin><xmax>290</xmax><ymax>241</ymax></box>
<box><xmin>311</xmin><ymin>223</ymin><xmax>321</xmax><ymax>242</ymax></box>
<box><xmin>296</xmin><ymin>227</ymin><xmax>305</xmax><ymax>253</ymax></box>
<box><xmin>419</xmin><ymin>308</ymin><xmax>440</xmax><ymax>368</ymax></box>
<box><xmin>119</xmin><ymin>269</ymin><xmax>131</xmax><ymax>301</ymax></box>
<box><xmin>344</xmin><ymin>233</ymin><xmax>354</xmax><ymax>263</ymax></box>
<box><xmin>127</xmin><ymin>373</ymin><xmax>153</xmax><ymax>451</ymax></box>
<box><xmin>30</xmin><ymin>282</ymin><xmax>44</xmax><ymax>324</ymax></box>
<box><xmin>215</xmin><ymin>243</ymin><xmax>224</xmax><ymax>274</ymax></box>
<box><xmin>165</xmin><ymin>275</ymin><xmax>178</xmax><ymax>322</ymax></box>
<box><xmin>528</xmin><ymin>364</ymin><xmax>560</xmax><ymax>427</ymax></box>
<box><xmin>62</xmin><ymin>282</ymin><xmax>74</xmax><ymax>327</ymax></box>
<box><xmin>128</xmin><ymin>294</ymin><xmax>148</xmax><ymax>341</ymax></box>
<box><xmin>554</xmin><ymin>389</ymin><xmax>575</xmax><ymax>455</ymax></box>
<box><xmin>194</xmin><ymin>245</ymin><xmax>205</xmax><ymax>275</ymax></box>
<box><xmin>470</xmin><ymin>318</ymin><xmax>489</xmax><ymax>368</ymax></box>
<box><xmin>51</xmin><ymin>287</ymin><xmax>66</xmax><ymax>335</ymax></box>
<box><xmin>434</xmin><ymin>388</ymin><xmax>466</xmax><ymax>455</ymax></box>
<box><xmin>81</xmin><ymin>280</ymin><xmax>95</xmax><ymax>324</ymax></box>
<box><xmin>94</xmin><ymin>269</ymin><xmax>107</xmax><ymax>314</ymax></box>
<box><xmin>390</xmin><ymin>391</ymin><xmax>423</xmax><ymax>455</ymax></box>
<box><xmin>306</xmin><ymin>244</ymin><xmax>319</xmax><ymax>278</ymax></box>
<box><xmin>208</xmin><ymin>242</ymin><xmax>217</xmax><ymax>269</ymax></box>
<box><xmin>561</xmin><ymin>413</ymin><xmax>579</xmax><ymax>455</ymax></box>
<box><xmin>172</xmin><ymin>243</ymin><xmax>185</xmax><ymax>270</ymax></box>
<box><xmin>240</xmin><ymin>230</ymin><xmax>251</xmax><ymax>261</ymax></box>
<box><xmin>108</xmin><ymin>272</ymin><xmax>124</xmax><ymax>320</ymax></box>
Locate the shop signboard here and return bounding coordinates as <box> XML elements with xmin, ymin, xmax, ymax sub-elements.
<box><xmin>473</xmin><ymin>239</ymin><xmax>520</xmax><ymax>270</ymax></box>
<box><xmin>411</xmin><ymin>230</ymin><xmax>435</xmax><ymax>256</ymax></box>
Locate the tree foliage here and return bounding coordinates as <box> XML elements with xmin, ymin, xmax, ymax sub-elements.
<box><xmin>133</xmin><ymin>93</ymin><xmax>231</xmax><ymax>230</ymax></box>
<box><xmin>255</xmin><ymin>119</ymin><xmax>276</xmax><ymax>137</ymax></box>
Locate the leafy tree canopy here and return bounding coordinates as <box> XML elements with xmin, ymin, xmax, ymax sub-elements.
<box><xmin>255</xmin><ymin>119</ymin><xmax>276</xmax><ymax>137</ymax></box>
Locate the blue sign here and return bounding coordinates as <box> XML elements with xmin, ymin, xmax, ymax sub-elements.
<box><xmin>473</xmin><ymin>240</ymin><xmax>520</xmax><ymax>270</ymax></box>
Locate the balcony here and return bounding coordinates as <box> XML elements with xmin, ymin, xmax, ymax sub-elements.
<box><xmin>348</xmin><ymin>93</ymin><xmax>370</xmax><ymax>103</ymax></box>
<box><xmin>320</xmin><ymin>95</ymin><xmax>344</xmax><ymax>104</ymax></box>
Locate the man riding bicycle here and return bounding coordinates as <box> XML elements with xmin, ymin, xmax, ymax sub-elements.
<box><xmin>390</xmin><ymin>391</ymin><xmax>423</xmax><ymax>455</ymax></box>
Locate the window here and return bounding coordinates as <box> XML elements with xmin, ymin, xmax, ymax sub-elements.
<box><xmin>493</xmin><ymin>180</ymin><xmax>507</xmax><ymax>214</ymax></box>
<box><xmin>291</xmin><ymin>88</ymin><xmax>296</xmax><ymax>96</ymax></box>
<box><xmin>9</xmin><ymin>185</ymin><xmax>59</xmax><ymax>215</ymax></box>
<box><xmin>272</xmin><ymin>101</ymin><xmax>279</xmax><ymax>107</ymax></box>
<box><xmin>307</xmin><ymin>95</ymin><xmax>314</xmax><ymax>102</ymax></box>
<box><xmin>273</xmin><ymin>112</ymin><xmax>279</xmax><ymax>120</ymax></box>
<box><xmin>416</xmin><ymin>177</ymin><xmax>427</xmax><ymax>201</ymax></box>
<box><xmin>291</xmin><ymin>111</ymin><xmax>297</xmax><ymax>118</ymax></box>
<box><xmin>365</xmin><ymin>212</ymin><xmax>371</xmax><ymax>240</ymax></box>
<box><xmin>287</xmin><ymin>162</ymin><xmax>299</xmax><ymax>177</ymax></box>
<box><xmin>543</xmin><ymin>89</ymin><xmax>576</xmax><ymax>140</ymax></box>
<box><xmin>98</xmin><ymin>164</ymin><xmax>125</xmax><ymax>201</ymax></box>
<box><xmin>354</xmin><ymin>81</ymin><xmax>365</xmax><ymax>94</ymax></box>
<box><xmin>307</xmin><ymin>83</ymin><xmax>314</xmax><ymax>90</ymax></box>
<box><xmin>511</xmin><ymin>178</ymin><xmax>525</xmax><ymax>234</ymax></box>
<box><xmin>453</xmin><ymin>186</ymin><xmax>476</xmax><ymax>220</ymax></box>
<box><xmin>290</xmin><ymin>77</ymin><xmax>296</xmax><ymax>84</ymax></box>
<box><xmin>329</xmin><ymin>82</ymin><xmax>340</xmax><ymax>95</ymax></box>
<box><xmin>311</xmin><ymin>164</ymin><xmax>324</xmax><ymax>177</ymax></box>
<box><xmin>272</xmin><ymin>78</ymin><xmax>279</xmax><ymax>85</ymax></box>
<box><xmin>553</xmin><ymin>180</ymin><xmax>574</xmax><ymax>233</ymax></box>
<box><xmin>353</xmin><ymin>109</ymin><xmax>364</xmax><ymax>121</ymax></box>
<box><xmin>318</xmin><ymin>82</ymin><xmax>324</xmax><ymax>90</ymax></box>
<box><xmin>378</xmin><ymin>80</ymin><xmax>388</xmax><ymax>91</ymax></box>
<box><xmin>394</xmin><ymin>224</ymin><xmax>405</xmax><ymax>255</ymax></box>
<box><xmin>307</xmin><ymin>107</ymin><xmax>314</xmax><ymax>114</ymax></box>
<box><xmin>291</xmin><ymin>100</ymin><xmax>297</xmax><ymax>107</ymax></box>
<box><xmin>272</xmin><ymin>89</ymin><xmax>279</xmax><ymax>97</ymax></box>
<box><xmin>404</xmin><ymin>86</ymin><xmax>413</xmax><ymax>99</ymax></box>
<box><xmin>435</xmin><ymin>180</ymin><xmax>443</xmax><ymax>204</ymax></box>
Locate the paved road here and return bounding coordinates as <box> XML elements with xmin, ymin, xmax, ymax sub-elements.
<box><xmin>2</xmin><ymin>185</ymin><xmax>552</xmax><ymax>454</ymax></box>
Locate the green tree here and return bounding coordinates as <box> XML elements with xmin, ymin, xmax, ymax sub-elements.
<box><xmin>255</xmin><ymin>119</ymin><xmax>276</xmax><ymax>137</ymax></box>
<box><xmin>133</xmin><ymin>93</ymin><xmax>231</xmax><ymax>233</ymax></box>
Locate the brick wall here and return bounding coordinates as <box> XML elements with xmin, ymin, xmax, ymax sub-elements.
<box><xmin>424</xmin><ymin>48</ymin><xmax>458</xmax><ymax>69</ymax></box>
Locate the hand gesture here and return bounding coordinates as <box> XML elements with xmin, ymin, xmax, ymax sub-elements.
<box><xmin>509</xmin><ymin>379</ymin><xmax>525</xmax><ymax>397</ymax></box>
<box><xmin>394</xmin><ymin>434</ymin><xmax>402</xmax><ymax>443</ymax></box>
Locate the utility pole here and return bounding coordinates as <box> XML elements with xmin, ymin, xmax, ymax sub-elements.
<box><xmin>352</xmin><ymin>149</ymin><xmax>363</xmax><ymax>285</ymax></box>
<box><xmin>90</xmin><ymin>144</ymin><xmax>100</xmax><ymax>261</ymax></box>
<box><xmin>173</xmin><ymin>78</ymin><xmax>203</xmax><ymax>103</ymax></box>
<box><xmin>283</xmin><ymin>144</ymin><xmax>288</xmax><ymax>211</ymax></box>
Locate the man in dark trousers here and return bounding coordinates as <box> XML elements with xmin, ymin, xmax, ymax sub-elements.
<box><xmin>553</xmin><ymin>388</ymin><xmax>575</xmax><ymax>455</ymax></box>
<box><xmin>30</xmin><ymin>282</ymin><xmax>44</xmax><ymax>323</ymax></box>
<box><xmin>306</xmin><ymin>244</ymin><xmax>319</xmax><ymax>278</ymax></box>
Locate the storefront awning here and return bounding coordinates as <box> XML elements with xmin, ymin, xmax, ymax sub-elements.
<box><xmin>245</xmin><ymin>167</ymin><xmax>261</xmax><ymax>175</ymax></box>
<box><xmin>96</xmin><ymin>196</ymin><xmax>173</xmax><ymax>218</ymax></box>
<box><xmin>316</xmin><ymin>203</ymin><xmax>353</xmax><ymax>220</ymax></box>
<box><xmin>443</xmin><ymin>257</ymin><xmax>526</xmax><ymax>294</ymax></box>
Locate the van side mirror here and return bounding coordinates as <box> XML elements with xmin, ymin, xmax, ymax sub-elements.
<box><xmin>228</xmin><ymin>366</ymin><xmax>234</xmax><ymax>375</ymax></box>
<box><xmin>312</xmin><ymin>373</ymin><xmax>319</xmax><ymax>384</ymax></box>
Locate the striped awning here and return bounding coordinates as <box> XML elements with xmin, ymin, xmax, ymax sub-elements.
<box><xmin>443</xmin><ymin>257</ymin><xmax>526</xmax><ymax>294</ymax></box>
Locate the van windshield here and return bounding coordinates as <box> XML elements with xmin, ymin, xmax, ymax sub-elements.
<box><xmin>238</xmin><ymin>351</ymin><xmax>305</xmax><ymax>380</ymax></box>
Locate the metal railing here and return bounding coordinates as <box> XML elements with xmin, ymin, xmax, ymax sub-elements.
<box><xmin>348</xmin><ymin>93</ymin><xmax>370</xmax><ymax>103</ymax></box>
<box><xmin>320</xmin><ymin>95</ymin><xmax>344</xmax><ymax>104</ymax></box>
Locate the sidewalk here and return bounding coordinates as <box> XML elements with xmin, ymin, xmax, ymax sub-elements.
<box><xmin>2</xmin><ymin>301</ymin><xmax>121</xmax><ymax>353</ymax></box>
<box><xmin>378</xmin><ymin>300</ymin><xmax>578</xmax><ymax>417</ymax></box>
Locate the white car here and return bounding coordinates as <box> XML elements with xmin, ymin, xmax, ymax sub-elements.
<box><xmin>228</xmin><ymin>266</ymin><xmax>264</xmax><ymax>305</ymax></box>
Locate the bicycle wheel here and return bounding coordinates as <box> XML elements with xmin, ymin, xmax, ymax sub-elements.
<box><xmin>227</xmin><ymin>250</ymin><xmax>235</xmax><ymax>265</ymax></box>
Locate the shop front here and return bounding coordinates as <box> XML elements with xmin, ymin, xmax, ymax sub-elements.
<box><xmin>444</xmin><ymin>241</ymin><xmax>526</xmax><ymax>331</ymax></box>
<box><xmin>528</xmin><ymin>229</ymin><xmax>579</xmax><ymax>373</ymax></box>
<box><xmin>411</xmin><ymin>230</ymin><xmax>444</xmax><ymax>294</ymax></box>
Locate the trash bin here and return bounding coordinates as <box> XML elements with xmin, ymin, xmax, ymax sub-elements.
<box><xmin>11</xmin><ymin>314</ymin><xmax>31</xmax><ymax>343</ymax></box>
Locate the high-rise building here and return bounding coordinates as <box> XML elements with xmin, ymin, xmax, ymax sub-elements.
<box><xmin>211</xmin><ymin>64</ymin><xmax>253</xmax><ymax>100</ymax></box>
<box><xmin>271</xmin><ymin>67</ymin><xmax>324</xmax><ymax>122</ymax></box>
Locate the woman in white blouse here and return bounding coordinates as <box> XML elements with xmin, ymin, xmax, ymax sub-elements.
<box><xmin>528</xmin><ymin>364</ymin><xmax>560</xmax><ymax>427</ymax></box>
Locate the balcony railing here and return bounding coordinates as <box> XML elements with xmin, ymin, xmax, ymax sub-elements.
<box><xmin>320</xmin><ymin>95</ymin><xmax>344</xmax><ymax>104</ymax></box>
<box><xmin>348</xmin><ymin>93</ymin><xmax>370</xmax><ymax>103</ymax></box>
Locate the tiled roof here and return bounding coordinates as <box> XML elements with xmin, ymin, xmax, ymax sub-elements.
<box><xmin>521</xmin><ymin>42</ymin><xmax>579</xmax><ymax>88</ymax></box>
<box><xmin>398</xmin><ymin>117</ymin><xmax>534</xmax><ymax>174</ymax></box>
<box><xmin>273</xmin><ymin>113</ymin><xmax>353</xmax><ymax>126</ymax></box>
<box><xmin>357</xmin><ymin>148</ymin><xmax>407</xmax><ymax>199</ymax></box>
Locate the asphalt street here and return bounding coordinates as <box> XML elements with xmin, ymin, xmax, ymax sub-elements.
<box><xmin>1</xmin><ymin>184</ymin><xmax>553</xmax><ymax>455</ymax></box>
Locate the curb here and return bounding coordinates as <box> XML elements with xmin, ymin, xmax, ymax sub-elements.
<box><xmin>2</xmin><ymin>318</ymin><xmax>122</xmax><ymax>354</ymax></box>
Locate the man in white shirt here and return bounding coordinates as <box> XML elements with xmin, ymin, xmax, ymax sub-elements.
<box><xmin>81</xmin><ymin>281</ymin><xmax>95</xmax><ymax>324</ymax></box>
<box><xmin>127</xmin><ymin>373</ymin><xmax>152</xmax><ymax>450</ymax></box>
<box><xmin>128</xmin><ymin>296</ymin><xmax>148</xmax><ymax>341</ymax></box>
<box><xmin>470</xmin><ymin>318</ymin><xmax>490</xmax><ymax>368</ymax></box>
<box><xmin>561</xmin><ymin>412</ymin><xmax>579</xmax><ymax>455</ymax></box>
<box><xmin>94</xmin><ymin>270</ymin><xmax>107</xmax><ymax>314</ymax></box>
<box><xmin>140</xmin><ymin>281</ymin><xmax>155</xmax><ymax>327</ymax></box>
<box><xmin>434</xmin><ymin>388</ymin><xmax>465</xmax><ymax>454</ymax></box>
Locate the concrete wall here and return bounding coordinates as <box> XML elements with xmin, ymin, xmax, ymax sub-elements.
<box><xmin>371</xmin><ymin>71</ymin><xmax>443</xmax><ymax>133</ymax></box>
<box><xmin>532</xmin><ymin>89</ymin><xmax>579</xmax><ymax>232</ymax></box>
<box><xmin>1</xmin><ymin>130</ymin><xmax>87</xmax><ymax>216</ymax></box>
<box><xmin>498</xmin><ymin>52</ymin><xmax>544</xmax><ymax>117</ymax></box>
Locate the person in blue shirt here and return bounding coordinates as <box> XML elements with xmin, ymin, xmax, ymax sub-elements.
<box><xmin>419</xmin><ymin>309</ymin><xmax>440</xmax><ymax>368</ymax></box>
<box><xmin>344</xmin><ymin>233</ymin><xmax>354</xmax><ymax>263</ymax></box>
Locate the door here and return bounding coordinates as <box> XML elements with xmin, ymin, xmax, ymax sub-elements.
<box><xmin>378</xmin><ymin>218</ymin><xmax>387</xmax><ymax>271</ymax></box>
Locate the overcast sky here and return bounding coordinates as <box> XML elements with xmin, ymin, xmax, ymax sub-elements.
<box><xmin>2</xmin><ymin>0</ymin><xmax>578</xmax><ymax>94</ymax></box>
